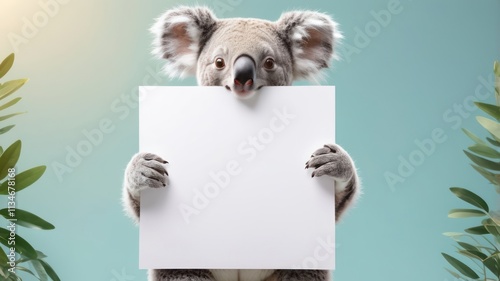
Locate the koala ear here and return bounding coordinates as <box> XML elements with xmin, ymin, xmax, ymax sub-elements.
<box><xmin>276</xmin><ymin>11</ymin><xmax>342</xmax><ymax>81</ymax></box>
<box><xmin>151</xmin><ymin>6</ymin><xmax>218</xmax><ymax>78</ymax></box>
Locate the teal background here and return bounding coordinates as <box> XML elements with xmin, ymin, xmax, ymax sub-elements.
<box><xmin>0</xmin><ymin>0</ymin><xmax>499</xmax><ymax>280</ymax></box>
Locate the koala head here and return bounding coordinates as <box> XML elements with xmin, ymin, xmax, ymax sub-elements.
<box><xmin>151</xmin><ymin>6</ymin><xmax>341</xmax><ymax>98</ymax></box>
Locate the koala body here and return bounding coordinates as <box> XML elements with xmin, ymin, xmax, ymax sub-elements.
<box><xmin>123</xmin><ymin>6</ymin><xmax>360</xmax><ymax>281</ymax></box>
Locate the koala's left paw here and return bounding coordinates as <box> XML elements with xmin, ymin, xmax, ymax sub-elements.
<box><xmin>306</xmin><ymin>144</ymin><xmax>355</xmax><ymax>183</ymax></box>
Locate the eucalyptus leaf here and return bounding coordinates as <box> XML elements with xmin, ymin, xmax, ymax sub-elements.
<box><xmin>0</xmin><ymin>228</ymin><xmax>37</xmax><ymax>259</ymax></box>
<box><xmin>471</xmin><ymin>164</ymin><xmax>498</xmax><ymax>185</ymax></box>
<box><xmin>457</xmin><ymin>241</ymin><xmax>481</xmax><ymax>252</ymax></box>
<box><xmin>483</xmin><ymin>252</ymin><xmax>500</xmax><ymax>278</ymax></box>
<box><xmin>0</xmin><ymin>112</ymin><xmax>25</xmax><ymax>122</ymax></box>
<box><xmin>442</xmin><ymin>253</ymin><xmax>480</xmax><ymax>279</ymax></box>
<box><xmin>465</xmin><ymin>225</ymin><xmax>489</xmax><ymax>235</ymax></box>
<box><xmin>487</xmin><ymin>137</ymin><xmax>500</xmax><ymax>147</ymax></box>
<box><xmin>448</xmin><ymin>209</ymin><xmax>486</xmax><ymax>218</ymax></box>
<box><xmin>0</xmin><ymin>79</ymin><xmax>27</xmax><ymax>101</ymax></box>
<box><xmin>0</xmin><ymin>98</ymin><xmax>21</xmax><ymax>112</ymax></box>
<box><xmin>495</xmin><ymin>61</ymin><xmax>500</xmax><ymax>77</ymax></box>
<box><xmin>443</xmin><ymin>232</ymin><xmax>463</xmax><ymax>237</ymax></box>
<box><xmin>0</xmin><ymin>166</ymin><xmax>46</xmax><ymax>195</ymax></box>
<box><xmin>477</xmin><ymin>116</ymin><xmax>500</xmax><ymax>140</ymax></box>
<box><xmin>0</xmin><ymin>247</ymin><xmax>8</xmax><ymax>265</ymax></box>
<box><xmin>445</xmin><ymin>268</ymin><xmax>462</xmax><ymax>279</ymax></box>
<box><xmin>475</xmin><ymin>102</ymin><xmax>500</xmax><ymax>121</ymax></box>
<box><xmin>468</xmin><ymin>143</ymin><xmax>500</xmax><ymax>158</ymax></box>
<box><xmin>0</xmin><ymin>54</ymin><xmax>14</xmax><ymax>79</ymax></box>
<box><xmin>30</xmin><ymin>259</ymin><xmax>48</xmax><ymax>281</ymax></box>
<box><xmin>0</xmin><ymin>208</ymin><xmax>54</xmax><ymax>230</ymax></box>
<box><xmin>450</xmin><ymin>187</ymin><xmax>489</xmax><ymax>212</ymax></box>
<box><xmin>462</xmin><ymin>128</ymin><xmax>486</xmax><ymax>145</ymax></box>
<box><xmin>38</xmin><ymin>259</ymin><xmax>60</xmax><ymax>281</ymax></box>
<box><xmin>0</xmin><ymin>125</ymin><xmax>15</xmax><ymax>135</ymax></box>
<box><xmin>464</xmin><ymin>150</ymin><xmax>500</xmax><ymax>171</ymax></box>
<box><xmin>458</xmin><ymin>249</ymin><xmax>488</xmax><ymax>260</ymax></box>
<box><xmin>483</xmin><ymin>219</ymin><xmax>500</xmax><ymax>236</ymax></box>
<box><xmin>0</xmin><ymin>140</ymin><xmax>21</xmax><ymax>180</ymax></box>
<box><xmin>15</xmin><ymin>265</ymin><xmax>38</xmax><ymax>279</ymax></box>
<box><xmin>490</xmin><ymin>211</ymin><xmax>500</xmax><ymax>225</ymax></box>
<box><xmin>0</xmin><ymin>146</ymin><xmax>3</xmax><ymax>155</ymax></box>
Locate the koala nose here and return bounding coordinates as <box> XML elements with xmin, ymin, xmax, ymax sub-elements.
<box><xmin>233</xmin><ymin>55</ymin><xmax>255</xmax><ymax>87</ymax></box>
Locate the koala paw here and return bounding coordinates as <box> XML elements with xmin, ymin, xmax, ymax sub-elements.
<box><xmin>305</xmin><ymin>144</ymin><xmax>355</xmax><ymax>183</ymax></box>
<box><xmin>125</xmin><ymin>152</ymin><xmax>168</xmax><ymax>198</ymax></box>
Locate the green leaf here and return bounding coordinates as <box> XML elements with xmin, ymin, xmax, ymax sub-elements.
<box><xmin>445</xmin><ymin>268</ymin><xmax>462</xmax><ymax>279</ymax></box>
<box><xmin>0</xmin><ymin>54</ymin><xmax>14</xmax><ymax>79</ymax></box>
<box><xmin>449</xmin><ymin>209</ymin><xmax>486</xmax><ymax>218</ymax></box>
<box><xmin>0</xmin><ymin>208</ymin><xmax>54</xmax><ymax>230</ymax></box>
<box><xmin>468</xmin><ymin>143</ymin><xmax>500</xmax><ymax>158</ymax></box>
<box><xmin>0</xmin><ymin>166</ymin><xmax>46</xmax><ymax>195</ymax></box>
<box><xmin>471</xmin><ymin>164</ymin><xmax>498</xmax><ymax>185</ymax></box>
<box><xmin>442</xmin><ymin>253</ymin><xmax>480</xmax><ymax>279</ymax></box>
<box><xmin>483</xmin><ymin>252</ymin><xmax>500</xmax><ymax>278</ymax></box>
<box><xmin>0</xmin><ymin>112</ymin><xmax>25</xmax><ymax>122</ymax></box>
<box><xmin>15</xmin><ymin>265</ymin><xmax>38</xmax><ymax>279</ymax></box>
<box><xmin>30</xmin><ymin>259</ymin><xmax>48</xmax><ymax>281</ymax></box>
<box><xmin>464</xmin><ymin>150</ymin><xmax>500</xmax><ymax>171</ymax></box>
<box><xmin>463</xmin><ymin>128</ymin><xmax>486</xmax><ymax>145</ymax></box>
<box><xmin>38</xmin><ymin>259</ymin><xmax>60</xmax><ymax>281</ymax></box>
<box><xmin>495</xmin><ymin>61</ymin><xmax>500</xmax><ymax>77</ymax></box>
<box><xmin>475</xmin><ymin>102</ymin><xmax>500</xmax><ymax>121</ymax></box>
<box><xmin>465</xmin><ymin>225</ymin><xmax>489</xmax><ymax>235</ymax></box>
<box><xmin>0</xmin><ymin>125</ymin><xmax>15</xmax><ymax>135</ymax></box>
<box><xmin>0</xmin><ymin>98</ymin><xmax>21</xmax><ymax>112</ymax></box>
<box><xmin>0</xmin><ymin>140</ymin><xmax>21</xmax><ymax>180</ymax></box>
<box><xmin>458</xmin><ymin>249</ymin><xmax>488</xmax><ymax>260</ymax></box>
<box><xmin>0</xmin><ymin>79</ymin><xmax>27</xmax><ymax>101</ymax></box>
<box><xmin>0</xmin><ymin>247</ymin><xmax>8</xmax><ymax>265</ymax></box>
<box><xmin>477</xmin><ymin>116</ymin><xmax>500</xmax><ymax>140</ymax></box>
<box><xmin>457</xmin><ymin>241</ymin><xmax>480</xmax><ymax>252</ymax></box>
<box><xmin>483</xmin><ymin>219</ymin><xmax>500</xmax><ymax>236</ymax></box>
<box><xmin>443</xmin><ymin>232</ymin><xmax>463</xmax><ymax>237</ymax></box>
<box><xmin>0</xmin><ymin>228</ymin><xmax>37</xmax><ymax>259</ymax></box>
<box><xmin>487</xmin><ymin>137</ymin><xmax>500</xmax><ymax>147</ymax></box>
<box><xmin>450</xmin><ymin>187</ymin><xmax>489</xmax><ymax>212</ymax></box>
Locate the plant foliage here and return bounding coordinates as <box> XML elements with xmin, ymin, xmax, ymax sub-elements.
<box><xmin>443</xmin><ymin>61</ymin><xmax>500</xmax><ymax>281</ymax></box>
<box><xmin>0</xmin><ymin>54</ymin><xmax>60</xmax><ymax>281</ymax></box>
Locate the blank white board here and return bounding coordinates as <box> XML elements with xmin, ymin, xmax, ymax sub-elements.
<box><xmin>139</xmin><ymin>86</ymin><xmax>336</xmax><ymax>270</ymax></box>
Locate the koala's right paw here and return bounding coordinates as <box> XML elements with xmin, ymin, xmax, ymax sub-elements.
<box><xmin>125</xmin><ymin>152</ymin><xmax>168</xmax><ymax>198</ymax></box>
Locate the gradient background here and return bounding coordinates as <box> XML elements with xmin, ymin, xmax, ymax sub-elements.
<box><xmin>0</xmin><ymin>0</ymin><xmax>499</xmax><ymax>280</ymax></box>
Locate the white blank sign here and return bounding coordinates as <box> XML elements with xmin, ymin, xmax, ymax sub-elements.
<box><xmin>139</xmin><ymin>86</ymin><xmax>335</xmax><ymax>270</ymax></box>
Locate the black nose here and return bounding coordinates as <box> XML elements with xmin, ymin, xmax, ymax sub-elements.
<box><xmin>233</xmin><ymin>55</ymin><xmax>255</xmax><ymax>87</ymax></box>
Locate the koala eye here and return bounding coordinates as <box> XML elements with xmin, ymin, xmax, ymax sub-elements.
<box><xmin>263</xmin><ymin>58</ymin><xmax>275</xmax><ymax>70</ymax></box>
<box><xmin>214</xmin><ymin>57</ymin><xmax>225</xmax><ymax>69</ymax></box>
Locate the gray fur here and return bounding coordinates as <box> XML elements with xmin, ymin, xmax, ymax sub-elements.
<box><xmin>123</xmin><ymin>6</ymin><xmax>360</xmax><ymax>281</ymax></box>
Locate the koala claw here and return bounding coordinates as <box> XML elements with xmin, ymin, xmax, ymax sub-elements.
<box><xmin>306</xmin><ymin>144</ymin><xmax>354</xmax><ymax>183</ymax></box>
<box><xmin>125</xmin><ymin>152</ymin><xmax>169</xmax><ymax>197</ymax></box>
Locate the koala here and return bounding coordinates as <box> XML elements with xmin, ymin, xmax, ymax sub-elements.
<box><xmin>122</xmin><ymin>6</ymin><xmax>360</xmax><ymax>281</ymax></box>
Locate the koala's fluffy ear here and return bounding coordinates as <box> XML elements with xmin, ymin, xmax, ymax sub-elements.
<box><xmin>276</xmin><ymin>11</ymin><xmax>342</xmax><ymax>81</ymax></box>
<box><xmin>151</xmin><ymin>6</ymin><xmax>218</xmax><ymax>78</ymax></box>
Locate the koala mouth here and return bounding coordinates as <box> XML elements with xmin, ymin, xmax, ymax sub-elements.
<box><xmin>225</xmin><ymin>84</ymin><xmax>263</xmax><ymax>99</ymax></box>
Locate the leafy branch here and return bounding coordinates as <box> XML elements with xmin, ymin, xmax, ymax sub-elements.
<box><xmin>443</xmin><ymin>61</ymin><xmax>500</xmax><ymax>281</ymax></box>
<box><xmin>0</xmin><ymin>54</ymin><xmax>60</xmax><ymax>281</ymax></box>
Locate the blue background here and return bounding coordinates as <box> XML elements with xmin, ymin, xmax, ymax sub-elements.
<box><xmin>0</xmin><ymin>0</ymin><xmax>499</xmax><ymax>280</ymax></box>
